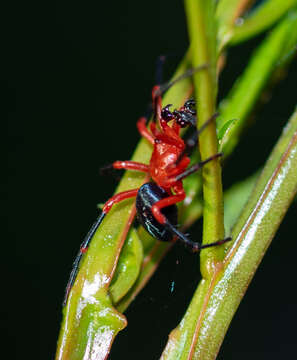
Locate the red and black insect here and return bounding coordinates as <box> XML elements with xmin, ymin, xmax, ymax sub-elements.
<box><xmin>63</xmin><ymin>75</ymin><xmax>231</xmax><ymax>305</ymax></box>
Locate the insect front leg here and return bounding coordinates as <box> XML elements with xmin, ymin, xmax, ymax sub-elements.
<box><xmin>112</xmin><ymin>161</ymin><xmax>149</xmax><ymax>173</ymax></box>
<box><xmin>137</xmin><ymin>117</ymin><xmax>155</xmax><ymax>145</ymax></box>
<box><xmin>100</xmin><ymin>160</ymin><xmax>149</xmax><ymax>178</ymax></box>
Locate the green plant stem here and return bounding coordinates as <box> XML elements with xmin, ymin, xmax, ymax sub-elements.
<box><xmin>161</xmin><ymin>107</ymin><xmax>297</xmax><ymax>360</ymax></box>
<box><xmin>185</xmin><ymin>0</ymin><xmax>225</xmax><ymax>275</ymax></box>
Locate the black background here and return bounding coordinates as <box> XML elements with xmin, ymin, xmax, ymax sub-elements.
<box><xmin>4</xmin><ymin>1</ymin><xmax>297</xmax><ymax>359</ymax></box>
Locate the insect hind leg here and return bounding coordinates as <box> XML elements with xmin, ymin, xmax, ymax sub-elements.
<box><xmin>63</xmin><ymin>212</ymin><xmax>106</xmax><ymax>306</ymax></box>
<box><xmin>164</xmin><ymin>221</ymin><xmax>231</xmax><ymax>252</ymax></box>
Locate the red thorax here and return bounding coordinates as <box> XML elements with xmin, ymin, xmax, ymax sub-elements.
<box><xmin>149</xmin><ymin>119</ymin><xmax>190</xmax><ymax>189</ymax></box>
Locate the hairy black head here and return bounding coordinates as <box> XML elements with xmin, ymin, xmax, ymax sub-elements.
<box><xmin>160</xmin><ymin>99</ymin><xmax>197</xmax><ymax>128</ymax></box>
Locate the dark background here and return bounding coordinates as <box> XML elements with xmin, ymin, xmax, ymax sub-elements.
<box><xmin>4</xmin><ymin>1</ymin><xmax>297</xmax><ymax>359</ymax></box>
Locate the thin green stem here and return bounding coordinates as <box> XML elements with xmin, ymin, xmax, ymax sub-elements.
<box><xmin>185</xmin><ymin>0</ymin><xmax>225</xmax><ymax>276</ymax></box>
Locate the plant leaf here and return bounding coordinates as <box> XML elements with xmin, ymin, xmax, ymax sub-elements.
<box><xmin>109</xmin><ymin>227</ymin><xmax>143</xmax><ymax>304</ymax></box>
<box><xmin>217</xmin><ymin>117</ymin><xmax>237</xmax><ymax>143</ymax></box>
<box><xmin>216</xmin><ymin>0</ymin><xmax>255</xmax><ymax>50</ymax></box>
<box><xmin>217</xmin><ymin>10</ymin><xmax>297</xmax><ymax>157</ymax></box>
<box><xmin>116</xmin><ymin>231</ymin><xmax>171</xmax><ymax>313</ymax></box>
<box><xmin>230</xmin><ymin>0</ymin><xmax>297</xmax><ymax>45</ymax></box>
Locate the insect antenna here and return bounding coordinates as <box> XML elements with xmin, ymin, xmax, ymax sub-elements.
<box><xmin>152</xmin><ymin>63</ymin><xmax>209</xmax><ymax>125</ymax></box>
<box><xmin>139</xmin><ymin>55</ymin><xmax>166</xmax><ymax>125</ymax></box>
<box><xmin>155</xmin><ymin>63</ymin><xmax>209</xmax><ymax>98</ymax></box>
<box><xmin>155</xmin><ymin>55</ymin><xmax>166</xmax><ymax>86</ymax></box>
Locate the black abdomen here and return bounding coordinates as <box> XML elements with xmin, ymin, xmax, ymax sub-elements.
<box><xmin>136</xmin><ymin>182</ymin><xmax>178</xmax><ymax>242</ymax></box>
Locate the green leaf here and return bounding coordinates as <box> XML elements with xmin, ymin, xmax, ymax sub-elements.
<box><xmin>216</xmin><ymin>0</ymin><xmax>253</xmax><ymax>50</ymax></box>
<box><xmin>231</xmin><ymin>0</ymin><xmax>297</xmax><ymax>45</ymax></box>
<box><xmin>109</xmin><ymin>228</ymin><xmax>143</xmax><ymax>304</ymax></box>
<box><xmin>116</xmin><ymin>233</ymin><xmax>171</xmax><ymax>313</ymax></box>
<box><xmin>276</xmin><ymin>10</ymin><xmax>297</xmax><ymax>66</ymax></box>
<box><xmin>218</xmin><ymin>10</ymin><xmax>297</xmax><ymax>157</ymax></box>
<box><xmin>217</xmin><ymin>117</ymin><xmax>237</xmax><ymax>143</ymax></box>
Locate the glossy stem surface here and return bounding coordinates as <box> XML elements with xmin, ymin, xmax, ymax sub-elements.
<box><xmin>185</xmin><ymin>0</ymin><xmax>225</xmax><ymax>274</ymax></box>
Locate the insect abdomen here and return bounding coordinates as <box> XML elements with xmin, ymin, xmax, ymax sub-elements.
<box><xmin>136</xmin><ymin>182</ymin><xmax>178</xmax><ymax>242</ymax></box>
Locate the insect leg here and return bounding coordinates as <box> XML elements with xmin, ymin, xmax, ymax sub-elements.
<box><xmin>63</xmin><ymin>188</ymin><xmax>139</xmax><ymax>306</ymax></box>
<box><xmin>63</xmin><ymin>212</ymin><xmax>106</xmax><ymax>306</ymax></box>
<box><xmin>137</xmin><ymin>117</ymin><xmax>155</xmax><ymax>144</ymax></box>
<box><xmin>177</xmin><ymin>112</ymin><xmax>220</xmax><ymax>163</ymax></box>
<box><xmin>151</xmin><ymin>184</ymin><xmax>185</xmax><ymax>225</ymax></box>
<box><xmin>112</xmin><ymin>161</ymin><xmax>149</xmax><ymax>172</ymax></box>
<box><xmin>150</xmin><ymin>184</ymin><xmax>231</xmax><ymax>251</ymax></box>
<box><xmin>175</xmin><ymin>153</ymin><xmax>223</xmax><ymax>181</ymax></box>
<box><xmin>164</xmin><ymin>221</ymin><xmax>232</xmax><ymax>252</ymax></box>
<box><xmin>100</xmin><ymin>161</ymin><xmax>149</xmax><ymax>178</ymax></box>
<box><xmin>155</xmin><ymin>55</ymin><xmax>166</xmax><ymax>85</ymax></box>
<box><xmin>136</xmin><ymin>56</ymin><xmax>168</xmax><ymax>141</ymax></box>
<box><xmin>102</xmin><ymin>188</ymin><xmax>139</xmax><ymax>213</ymax></box>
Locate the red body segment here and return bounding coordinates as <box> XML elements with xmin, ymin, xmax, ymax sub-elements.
<box><xmin>102</xmin><ymin>85</ymin><xmax>193</xmax><ymax>222</ymax></box>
